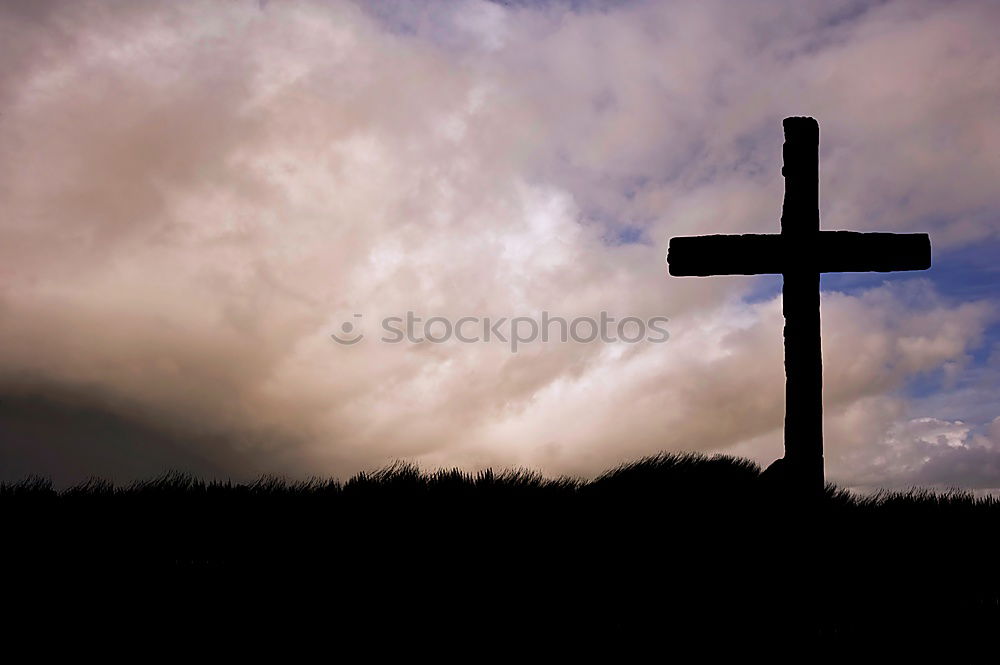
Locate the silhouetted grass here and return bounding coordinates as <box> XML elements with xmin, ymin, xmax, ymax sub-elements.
<box><xmin>2</xmin><ymin>453</ymin><xmax>997</xmax><ymax>652</ymax></box>
<box><xmin>3</xmin><ymin>451</ymin><xmax>995</xmax><ymax>506</ymax></box>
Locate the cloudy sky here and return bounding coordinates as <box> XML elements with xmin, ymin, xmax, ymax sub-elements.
<box><xmin>1</xmin><ymin>0</ymin><xmax>999</xmax><ymax>489</ymax></box>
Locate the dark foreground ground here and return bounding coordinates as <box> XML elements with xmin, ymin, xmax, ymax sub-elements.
<box><xmin>3</xmin><ymin>453</ymin><xmax>998</xmax><ymax>655</ymax></box>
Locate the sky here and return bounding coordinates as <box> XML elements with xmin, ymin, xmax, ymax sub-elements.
<box><xmin>1</xmin><ymin>0</ymin><xmax>999</xmax><ymax>489</ymax></box>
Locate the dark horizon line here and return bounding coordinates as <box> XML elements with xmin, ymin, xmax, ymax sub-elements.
<box><xmin>4</xmin><ymin>451</ymin><xmax>998</xmax><ymax>503</ymax></box>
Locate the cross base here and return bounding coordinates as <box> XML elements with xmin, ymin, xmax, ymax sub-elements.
<box><xmin>760</xmin><ymin>455</ymin><xmax>825</xmax><ymax>496</ymax></box>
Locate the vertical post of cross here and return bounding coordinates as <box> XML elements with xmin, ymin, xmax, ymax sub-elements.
<box><xmin>780</xmin><ymin>117</ymin><xmax>824</xmax><ymax>493</ymax></box>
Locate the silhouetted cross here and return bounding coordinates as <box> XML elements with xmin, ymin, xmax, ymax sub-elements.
<box><xmin>667</xmin><ymin>117</ymin><xmax>931</xmax><ymax>492</ymax></box>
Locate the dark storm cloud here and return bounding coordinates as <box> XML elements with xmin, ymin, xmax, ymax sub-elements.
<box><xmin>1</xmin><ymin>389</ymin><xmax>238</xmax><ymax>486</ymax></box>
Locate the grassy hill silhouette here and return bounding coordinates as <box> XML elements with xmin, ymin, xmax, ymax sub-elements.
<box><xmin>3</xmin><ymin>452</ymin><xmax>998</xmax><ymax>653</ymax></box>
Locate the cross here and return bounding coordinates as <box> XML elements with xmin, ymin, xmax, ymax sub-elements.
<box><xmin>667</xmin><ymin>117</ymin><xmax>931</xmax><ymax>493</ymax></box>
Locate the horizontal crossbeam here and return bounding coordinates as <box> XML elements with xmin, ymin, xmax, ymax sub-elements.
<box><xmin>667</xmin><ymin>231</ymin><xmax>930</xmax><ymax>276</ymax></box>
